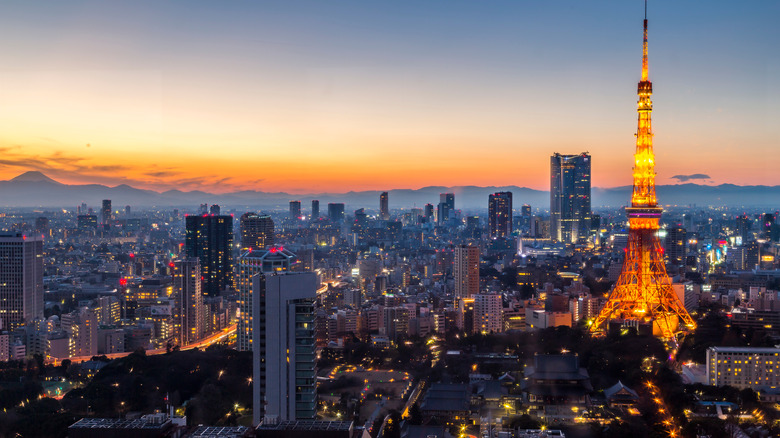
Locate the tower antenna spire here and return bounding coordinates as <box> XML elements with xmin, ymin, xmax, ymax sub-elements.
<box><xmin>642</xmin><ymin>0</ymin><xmax>649</xmax><ymax>82</ymax></box>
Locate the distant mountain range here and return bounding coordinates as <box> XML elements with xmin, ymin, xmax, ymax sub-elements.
<box><xmin>1</xmin><ymin>171</ymin><xmax>778</xmax><ymax>210</ymax></box>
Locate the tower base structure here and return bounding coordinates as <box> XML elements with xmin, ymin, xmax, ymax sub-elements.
<box><xmin>591</xmin><ymin>207</ymin><xmax>695</xmax><ymax>340</ymax></box>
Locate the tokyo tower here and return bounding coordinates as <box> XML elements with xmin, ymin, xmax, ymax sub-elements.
<box><xmin>590</xmin><ymin>4</ymin><xmax>696</xmax><ymax>339</ymax></box>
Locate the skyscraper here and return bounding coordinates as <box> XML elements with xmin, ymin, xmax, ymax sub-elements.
<box><xmin>735</xmin><ymin>214</ymin><xmax>751</xmax><ymax>243</ymax></box>
<box><xmin>237</xmin><ymin>247</ymin><xmax>296</xmax><ymax>352</ymax></box>
<box><xmin>101</xmin><ymin>199</ymin><xmax>112</xmax><ymax>229</ymax></box>
<box><xmin>437</xmin><ymin>193</ymin><xmax>455</xmax><ymax>225</ymax></box>
<box><xmin>379</xmin><ymin>192</ymin><xmax>390</xmax><ymax>220</ymax></box>
<box><xmin>664</xmin><ymin>226</ymin><xmax>687</xmax><ymax>271</ymax></box>
<box><xmin>591</xmin><ymin>8</ymin><xmax>695</xmax><ymax>339</ymax></box>
<box><xmin>173</xmin><ymin>258</ymin><xmax>204</xmax><ymax>346</ymax></box>
<box><xmin>289</xmin><ymin>201</ymin><xmax>302</xmax><ymax>220</ymax></box>
<box><xmin>311</xmin><ymin>200</ymin><xmax>320</xmax><ymax>220</ymax></box>
<box><xmin>488</xmin><ymin>192</ymin><xmax>513</xmax><ymax>239</ymax></box>
<box><xmin>454</xmin><ymin>245</ymin><xmax>479</xmax><ymax>298</ymax></box>
<box><xmin>550</xmin><ymin>153</ymin><xmax>591</xmax><ymax>244</ymax></box>
<box><xmin>253</xmin><ymin>271</ymin><xmax>317</xmax><ymax>425</ymax></box>
<box><xmin>0</xmin><ymin>233</ymin><xmax>43</xmax><ymax>331</ymax></box>
<box><xmin>240</xmin><ymin>213</ymin><xmax>274</xmax><ymax>250</ymax></box>
<box><xmin>185</xmin><ymin>212</ymin><xmax>234</xmax><ymax>297</ymax></box>
<box><xmin>328</xmin><ymin>203</ymin><xmax>345</xmax><ymax>223</ymax></box>
<box><xmin>424</xmin><ymin>203</ymin><xmax>434</xmax><ymax>221</ymax></box>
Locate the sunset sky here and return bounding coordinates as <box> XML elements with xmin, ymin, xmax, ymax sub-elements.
<box><xmin>0</xmin><ymin>1</ymin><xmax>777</xmax><ymax>194</ymax></box>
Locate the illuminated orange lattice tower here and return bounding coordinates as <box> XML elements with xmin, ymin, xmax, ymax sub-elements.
<box><xmin>590</xmin><ymin>6</ymin><xmax>696</xmax><ymax>340</ymax></box>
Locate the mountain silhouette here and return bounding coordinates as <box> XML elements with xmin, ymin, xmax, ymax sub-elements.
<box><xmin>0</xmin><ymin>172</ymin><xmax>778</xmax><ymax>210</ymax></box>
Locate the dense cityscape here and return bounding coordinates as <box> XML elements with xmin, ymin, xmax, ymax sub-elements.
<box><xmin>1</xmin><ymin>2</ymin><xmax>779</xmax><ymax>438</ymax></box>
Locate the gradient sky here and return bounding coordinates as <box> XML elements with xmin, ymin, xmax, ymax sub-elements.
<box><xmin>0</xmin><ymin>1</ymin><xmax>777</xmax><ymax>194</ymax></box>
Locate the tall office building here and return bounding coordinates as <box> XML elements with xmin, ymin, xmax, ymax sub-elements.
<box><xmin>550</xmin><ymin>153</ymin><xmax>592</xmax><ymax>243</ymax></box>
<box><xmin>101</xmin><ymin>199</ymin><xmax>112</xmax><ymax>229</ymax></box>
<box><xmin>437</xmin><ymin>193</ymin><xmax>455</xmax><ymax>225</ymax></box>
<box><xmin>328</xmin><ymin>203</ymin><xmax>345</xmax><ymax>223</ymax></box>
<box><xmin>0</xmin><ymin>233</ymin><xmax>43</xmax><ymax>331</ymax></box>
<box><xmin>521</xmin><ymin>204</ymin><xmax>533</xmax><ymax>231</ymax></box>
<box><xmin>473</xmin><ymin>293</ymin><xmax>503</xmax><ymax>334</ymax></box>
<box><xmin>240</xmin><ymin>213</ymin><xmax>274</xmax><ymax>250</ymax></box>
<box><xmin>762</xmin><ymin>213</ymin><xmax>775</xmax><ymax>240</ymax></box>
<box><xmin>311</xmin><ymin>200</ymin><xmax>320</xmax><ymax>220</ymax></box>
<box><xmin>735</xmin><ymin>214</ymin><xmax>751</xmax><ymax>243</ymax></box>
<box><xmin>209</xmin><ymin>204</ymin><xmax>221</xmax><ymax>215</ymax></box>
<box><xmin>454</xmin><ymin>245</ymin><xmax>479</xmax><ymax>299</ymax></box>
<box><xmin>424</xmin><ymin>204</ymin><xmax>434</xmax><ymax>221</ymax></box>
<box><xmin>664</xmin><ymin>226</ymin><xmax>687</xmax><ymax>269</ymax></box>
<box><xmin>173</xmin><ymin>258</ymin><xmax>204</xmax><ymax>346</ymax></box>
<box><xmin>289</xmin><ymin>201</ymin><xmax>302</xmax><ymax>220</ymax></box>
<box><xmin>379</xmin><ymin>192</ymin><xmax>390</xmax><ymax>220</ymax></box>
<box><xmin>185</xmin><ymin>212</ymin><xmax>234</xmax><ymax>296</ymax></box>
<box><xmin>253</xmin><ymin>271</ymin><xmax>317</xmax><ymax>425</ymax></box>
<box><xmin>488</xmin><ymin>192</ymin><xmax>513</xmax><ymax>239</ymax></box>
<box><xmin>237</xmin><ymin>248</ymin><xmax>296</xmax><ymax>351</ymax></box>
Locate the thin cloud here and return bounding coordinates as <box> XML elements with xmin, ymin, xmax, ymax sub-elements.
<box><xmin>671</xmin><ymin>174</ymin><xmax>711</xmax><ymax>182</ymax></box>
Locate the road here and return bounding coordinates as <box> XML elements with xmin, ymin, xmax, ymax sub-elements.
<box><xmin>49</xmin><ymin>323</ymin><xmax>237</xmax><ymax>366</ymax></box>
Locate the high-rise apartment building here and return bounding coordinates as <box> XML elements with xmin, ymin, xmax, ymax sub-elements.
<box><xmin>311</xmin><ymin>200</ymin><xmax>320</xmax><ymax>220</ymax></box>
<box><xmin>289</xmin><ymin>201</ymin><xmax>302</xmax><ymax>220</ymax></box>
<box><xmin>185</xmin><ymin>212</ymin><xmax>234</xmax><ymax>297</ymax></box>
<box><xmin>0</xmin><ymin>233</ymin><xmax>43</xmax><ymax>331</ymax></box>
<box><xmin>454</xmin><ymin>245</ymin><xmax>479</xmax><ymax>298</ymax></box>
<box><xmin>101</xmin><ymin>199</ymin><xmax>112</xmax><ymax>229</ymax></box>
<box><xmin>550</xmin><ymin>153</ymin><xmax>591</xmax><ymax>244</ymax></box>
<box><xmin>488</xmin><ymin>192</ymin><xmax>513</xmax><ymax>239</ymax></box>
<box><xmin>328</xmin><ymin>203</ymin><xmax>345</xmax><ymax>223</ymax></box>
<box><xmin>240</xmin><ymin>213</ymin><xmax>274</xmax><ymax>250</ymax></box>
<box><xmin>252</xmin><ymin>271</ymin><xmax>317</xmax><ymax>425</ymax></box>
<box><xmin>173</xmin><ymin>258</ymin><xmax>204</xmax><ymax>346</ymax></box>
<box><xmin>437</xmin><ymin>193</ymin><xmax>455</xmax><ymax>225</ymax></box>
<box><xmin>237</xmin><ymin>248</ymin><xmax>296</xmax><ymax>351</ymax></box>
<box><xmin>379</xmin><ymin>192</ymin><xmax>390</xmax><ymax>220</ymax></box>
<box><xmin>473</xmin><ymin>293</ymin><xmax>503</xmax><ymax>334</ymax></box>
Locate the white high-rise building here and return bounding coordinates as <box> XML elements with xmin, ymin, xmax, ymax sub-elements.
<box><xmin>0</xmin><ymin>233</ymin><xmax>44</xmax><ymax>331</ymax></box>
<box><xmin>237</xmin><ymin>248</ymin><xmax>296</xmax><ymax>351</ymax></box>
<box><xmin>253</xmin><ymin>271</ymin><xmax>317</xmax><ymax>426</ymax></box>
<box><xmin>473</xmin><ymin>293</ymin><xmax>503</xmax><ymax>334</ymax></box>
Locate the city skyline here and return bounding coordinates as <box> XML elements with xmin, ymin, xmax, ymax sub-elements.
<box><xmin>0</xmin><ymin>1</ymin><xmax>777</xmax><ymax>194</ymax></box>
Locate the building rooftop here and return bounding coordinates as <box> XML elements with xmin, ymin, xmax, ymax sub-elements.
<box><xmin>188</xmin><ymin>426</ymin><xmax>251</xmax><ymax>437</ymax></box>
<box><xmin>69</xmin><ymin>417</ymin><xmax>171</xmax><ymax>430</ymax></box>
<box><xmin>256</xmin><ymin>420</ymin><xmax>353</xmax><ymax>431</ymax></box>
<box><xmin>708</xmin><ymin>346</ymin><xmax>780</xmax><ymax>353</ymax></box>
